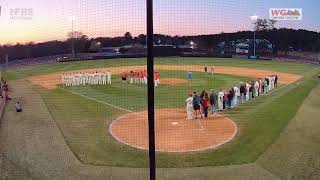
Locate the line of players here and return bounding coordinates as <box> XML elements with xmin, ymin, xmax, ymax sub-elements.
<box><xmin>61</xmin><ymin>71</ymin><xmax>112</xmax><ymax>86</ymax></box>
<box><xmin>186</xmin><ymin>74</ymin><xmax>278</xmax><ymax>120</ymax></box>
<box><xmin>120</xmin><ymin>70</ymin><xmax>161</xmax><ymax>86</ymax></box>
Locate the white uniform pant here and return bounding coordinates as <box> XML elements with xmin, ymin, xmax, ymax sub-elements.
<box><xmin>186</xmin><ymin>106</ymin><xmax>193</xmax><ymax>119</ymax></box>
<box><xmin>102</xmin><ymin>77</ymin><xmax>107</xmax><ymax>84</ymax></box>
<box><xmin>144</xmin><ymin>77</ymin><xmax>147</xmax><ymax>85</ymax></box>
<box><xmin>155</xmin><ymin>79</ymin><xmax>160</xmax><ymax>87</ymax></box>
<box><xmin>218</xmin><ymin>100</ymin><xmax>223</xmax><ymax>110</ymax></box>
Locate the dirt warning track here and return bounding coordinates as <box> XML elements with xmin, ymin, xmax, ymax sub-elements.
<box><xmin>28</xmin><ymin>65</ymin><xmax>302</xmax><ymax>89</ymax></box>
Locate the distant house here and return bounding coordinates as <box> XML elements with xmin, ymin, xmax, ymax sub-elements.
<box><xmin>216</xmin><ymin>39</ymin><xmax>272</xmax><ymax>55</ymax></box>
<box><xmin>101</xmin><ymin>47</ymin><xmax>121</xmax><ymax>54</ymax></box>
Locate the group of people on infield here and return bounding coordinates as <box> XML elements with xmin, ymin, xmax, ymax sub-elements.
<box><xmin>120</xmin><ymin>70</ymin><xmax>161</xmax><ymax>86</ymax></box>
<box><xmin>61</xmin><ymin>71</ymin><xmax>112</xmax><ymax>86</ymax></box>
<box><xmin>186</xmin><ymin>75</ymin><xmax>278</xmax><ymax>120</ymax></box>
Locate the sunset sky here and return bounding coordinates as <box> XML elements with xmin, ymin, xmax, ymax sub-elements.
<box><xmin>0</xmin><ymin>0</ymin><xmax>319</xmax><ymax>44</ymax></box>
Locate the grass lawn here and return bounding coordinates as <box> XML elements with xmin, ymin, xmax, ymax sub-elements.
<box><xmin>5</xmin><ymin>57</ymin><xmax>320</xmax><ymax>168</ymax></box>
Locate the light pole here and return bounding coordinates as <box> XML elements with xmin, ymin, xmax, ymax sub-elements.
<box><xmin>68</xmin><ymin>16</ymin><xmax>76</xmax><ymax>58</ymax></box>
<box><xmin>250</xmin><ymin>15</ymin><xmax>258</xmax><ymax>57</ymax></box>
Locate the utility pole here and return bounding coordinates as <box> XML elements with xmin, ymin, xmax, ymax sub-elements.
<box><xmin>71</xmin><ymin>19</ymin><xmax>75</xmax><ymax>58</ymax></box>
<box><xmin>5</xmin><ymin>54</ymin><xmax>8</xmax><ymax>68</ymax></box>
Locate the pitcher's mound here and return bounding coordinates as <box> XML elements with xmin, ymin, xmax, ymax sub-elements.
<box><xmin>110</xmin><ymin>109</ymin><xmax>237</xmax><ymax>152</ymax></box>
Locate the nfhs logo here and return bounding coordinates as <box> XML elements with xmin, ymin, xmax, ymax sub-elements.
<box><xmin>0</xmin><ymin>5</ymin><xmax>34</xmax><ymax>20</ymax></box>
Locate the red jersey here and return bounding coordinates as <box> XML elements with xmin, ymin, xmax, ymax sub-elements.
<box><xmin>139</xmin><ymin>72</ymin><xmax>144</xmax><ymax>78</ymax></box>
<box><xmin>154</xmin><ymin>72</ymin><xmax>160</xmax><ymax>80</ymax></box>
<box><xmin>121</xmin><ymin>72</ymin><xmax>127</xmax><ymax>78</ymax></box>
<box><xmin>134</xmin><ymin>72</ymin><xmax>139</xmax><ymax>78</ymax></box>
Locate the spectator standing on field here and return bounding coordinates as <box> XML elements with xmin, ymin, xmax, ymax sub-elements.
<box><xmin>264</xmin><ymin>78</ymin><xmax>268</xmax><ymax>94</ymax></box>
<box><xmin>15</xmin><ymin>101</ymin><xmax>22</xmax><ymax>112</ymax></box>
<box><xmin>192</xmin><ymin>92</ymin><xmax>202</xmax><ymax>119</ymax></box>
<box><xmin>274</xmin><ymin>75</ymin><xmax>278</xmax><ymax>87</ymax></box>
<box><xmin>249</xmin><ymin>82</ymin><xmax>254</xmax><ymax>100</ymax></box>
<box><xmin>240</xmin><ymin>82</ymin><xmax>245</xmax><ymax>103</ymax></box>
<box><xmin>223</xmin><ymin>90</ymin><xmax>228</xmax><ymax>109</ymax></box>
<box><xmin>209</xmin><ymin>89</ymin><xmax>218</xmax><ymax>114</ymax></box>
<box><xmin>201</xmin><ymin>92</ymin><xmax>210</xmax><ymax>118</ymax></box>
<box><xmin>199</xmin><ymin>90</ymin><xmax>205</xmax><ymax>115</ymax></box>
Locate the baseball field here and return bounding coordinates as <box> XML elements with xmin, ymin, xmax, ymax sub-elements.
<box><xmin>2</xmin><ymin>57</ymin><xmax>320</xmax><ymax>179</ymax></box>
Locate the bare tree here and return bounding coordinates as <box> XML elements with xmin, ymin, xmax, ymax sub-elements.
<box><xmin>254</xmin><ymin>18</ymin><xmax>277</xmax><ymax>31</ymax></box>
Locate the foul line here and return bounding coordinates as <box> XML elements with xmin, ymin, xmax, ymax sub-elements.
<box><xmin>58</xmin><ymin>87</ymin><xmax>132</xmax><ymax>113</ymax></box>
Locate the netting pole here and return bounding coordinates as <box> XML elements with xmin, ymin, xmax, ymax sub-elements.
<box><xmin>146</xmin><ymin>0</ymin><xmax>156</xmax><ymax>180</ymax></box>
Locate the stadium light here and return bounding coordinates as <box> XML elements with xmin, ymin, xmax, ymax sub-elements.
<box><xmin>250</xmin><ymin>15</ymin><xmax>258</xmax><ymax>57</ymax></box>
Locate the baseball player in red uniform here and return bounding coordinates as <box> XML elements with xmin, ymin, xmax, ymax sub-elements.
<box><xmin>154</xmin><ymin>72</ymin><xmax>160</xmax><ymax>87</ymax></box>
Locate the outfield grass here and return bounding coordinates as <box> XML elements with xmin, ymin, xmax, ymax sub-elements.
<box><xmin>5</xmin><ymin>57</ymin><xmax>319</xmax><ymax>168</ymax></box>
<box><xmin>5</xmin><ymin>57</ymin><xmax>316</xmax><ymax>79</ymax></box>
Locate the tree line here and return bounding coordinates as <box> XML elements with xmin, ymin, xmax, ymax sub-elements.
<box><xmin>1</xmin><ymin>24</ymin><xmax>319</xmax><ymax>61</ymax></box>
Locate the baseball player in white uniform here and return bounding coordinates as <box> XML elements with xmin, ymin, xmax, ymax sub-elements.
<box><xmin>233</xmin><ymin>85</ymin><xmax>239</xmax><ymax>106</ymax></box>
<box><xmin>245</xmin><ymin>82</ymin><xmax>250</xmax><ymax>101</ymax></box>
<box><xmin>100</xmin><ymin>72</ymin><xmax>106</xmax><ymax>85</ymax></box>
<box><xmin>107</xmin><ymin>70</ymin><xmax>112</xmax><ymax>84</ymax></box>
<box><xmin>254</xmin><ymin>80</ymin><xmax>259</xmax><ymax>97</ymax></box>
<box><xmin>90</xmin><ymin>72</ymin><xmax>94</xmax><ymax>85</ymax></box>
<box><xmin>185</xmin><ymin>94</ymin><xmax>194</xmax><ymax>120</ymax></box>
<box><xmin>79</xmin><ymin>72</ymin><xmax>85</xmax><ymax>85</ymax></box>
<box><xmin>97</xmin><ymin>72</ymin><xmax>102</xmax><ymax>85</ymax></box>
<box><xmin>84</xmin><ymin>72</ymin><xmax>89</xmax><ymax>85</ymax></box>
<box><xmin>61</xmin><ymin>74</ymin><xmax>65</xmax><ymax>86</ymax></box>
<box><xmin>218</xmin><ymin>89</ymin><xmax>224</xmax><ymax>110</ymax></box>
<box><xmin>94</xmin><ymin>72</ymin><xmax>99</xmax><ymax>85</ymax></box>
<box><xmin>268</xmin><ymin>76</ymin><xmax>272</xmax><ymax>91</ymax></box>
<box><xmin>72</xmin><ymin>73</ymin><xmax>76</xmax><ymax>86</ymax></box>
<box><xmin>66</xmin><ymin>73</ymin><xmax>71</xmax><ymax>86</ymax></box>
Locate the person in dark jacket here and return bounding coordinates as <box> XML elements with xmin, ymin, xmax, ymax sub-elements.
<box><xmin>274</xmin><ymin>75</ymin><xmax>278</xmax><ymax>87</ymax></box>
<box><xmin>15</xmin><ymin>101</ymin><xmax>22</xmax><ymax>112</ymax></box>
<box><xmin>223</xmin><ymin>90</ymin><xmax>228</xmax><ymax>109</ymax></box>
<box><xmin>239</xmin><ymin>82</ymin><xmax>245</xmax><ymax>103</ymax></box>
<box><xmin>249</xmin><ymin>82</ymin><xmax>254</xmax><ymax>100</ymax></box>
<box><xmin>209</xmin><ymin>89</ymin><xmax>218</xmax><ymax>114</ymax></box>
<box><xmin>199</xmin><ymin>90</ymin><xmax>205</xmax><ymax>115</ymax></box>
<box><xmin>227</xmin><ymin>88</ymin><xmax>234</xmax><ymax>109</ymax></box>
<box><xmin>192</xmin><ymin>92</ymin><xmax>202</xmax><ymax>119</ymax></box>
